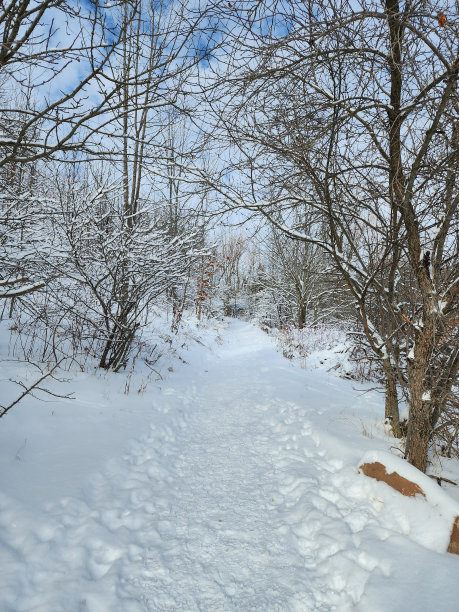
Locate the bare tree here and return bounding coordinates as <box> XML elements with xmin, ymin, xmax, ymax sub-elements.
<box><xmin>260</xmin><ymin>225</ymin><xmax>350</xmax><ymax>329</ymax></box>
<box><xmin>0</xmin><ymin>0</ymin><xmax>212</xmax><ymax>396</ymax></box>
<box><xmin>54</xmin><ymin>171</ymin><xmax>202</xmax><ymax>371</ymax></box>
<box><xmin>0</xmin><ymin>1</ymin><xmax>126</xmax><ymax>306</ymax></box>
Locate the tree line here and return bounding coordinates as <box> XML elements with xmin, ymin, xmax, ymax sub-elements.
<box><xmin>0</xmin><ymin>0</ymin><xmax>457</xmax><ymax>473</ymax></box>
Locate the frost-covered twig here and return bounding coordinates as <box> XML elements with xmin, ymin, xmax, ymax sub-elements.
<box><xmin>0</xmin><ymin>359</ymin><xmax>73</xmax><ymax>420</ymax></box>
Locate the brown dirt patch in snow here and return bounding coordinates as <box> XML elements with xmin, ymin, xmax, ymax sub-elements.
<box><xmin>359</xmin><ymin>461</ymin><xmax>425</xmax><ymax>497</ymax></box>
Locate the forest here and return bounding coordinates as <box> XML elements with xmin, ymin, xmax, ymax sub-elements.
<box><xmin>0</xmin><ymin>0</ymin><xmax>457</xmax><ymax>478</ymax></box>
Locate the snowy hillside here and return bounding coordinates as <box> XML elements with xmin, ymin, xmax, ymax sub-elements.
<box><xmin>0</xmin><ymin>320</ymin><xmax>458</xmax><ymax>611</ymax></box>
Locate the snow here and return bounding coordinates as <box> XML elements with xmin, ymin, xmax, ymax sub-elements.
<box><xmin>0</xmin><ymin>319</ymin><xmax>458</xmax><ymax>611</ymax></box>
<box><xmin>0</xmin><ymin>281</ymin><xmax>46</xmax><ymax>297</ymax></box>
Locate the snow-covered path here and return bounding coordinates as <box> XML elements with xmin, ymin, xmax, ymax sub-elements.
<box><xmin>1</xmin><ymin>321</ymin><xmax>458</xmax><ymax>611</ymax></box>
<box><xmin>127</xmin><ymin>329</ymin><xmax>341</xmax><ymax>610</ymax></box>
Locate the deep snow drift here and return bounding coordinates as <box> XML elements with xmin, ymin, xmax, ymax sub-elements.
<box><xmin>0</xmin><ymin>320</ymin><xmax>458</xmax><ymax>611</ymax></box>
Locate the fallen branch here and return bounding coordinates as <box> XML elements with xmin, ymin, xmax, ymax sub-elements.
<box><xmin>428</xmin><ymin>474</ymin><xmax>458</xmax><ymax>487</ymax></box>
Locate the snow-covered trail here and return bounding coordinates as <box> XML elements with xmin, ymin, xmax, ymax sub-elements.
<box><xmin>1</xmin><ymin>321</ymin><xmax>458</xmax><ymax>611</ymax></box>
<box><xmin>128</xmin><ymin>327</ymin><xmax>344</xmax><ymax>611</ymax></box>
<box><xmin>97</xmin><ymin>322</ymin><xmax>377</xmax><ymax>611</ymax></box>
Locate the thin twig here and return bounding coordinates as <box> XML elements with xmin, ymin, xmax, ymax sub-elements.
<box><xmin>0</xmin><ymin>359</ymin><xmax>65</xmax><ymax>419</ymax></box>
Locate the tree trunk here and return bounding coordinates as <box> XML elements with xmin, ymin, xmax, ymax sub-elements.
<box><xmin>404</xmin><ymin>300</ymin><xmax>437</xmax><ymax>472</ymax></box>
<box><xmin>386</xmin><ymin>0</ymin><xmax>432</xmax><ymax>471</ymax></box>
<box><xmin>383</xmin><ymin>359</ymin><xmax>402</xmax><ymax>438</ymax></box>
<box><xmin>298</xmin><ymin>302</ymin><xmax>306</xmax><ymax>329</ymax></box>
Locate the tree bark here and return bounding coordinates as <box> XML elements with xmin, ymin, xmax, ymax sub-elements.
<box><xmin>383</xmin><ymin>358</ymin><xmax>402</xmax><ymax>438</ymax></box>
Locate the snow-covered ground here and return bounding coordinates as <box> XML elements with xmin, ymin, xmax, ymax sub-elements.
<box><xmin>0</xmin><ymin>319</ymin><xmax>458</xmax><ymax>611</ymax></box>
